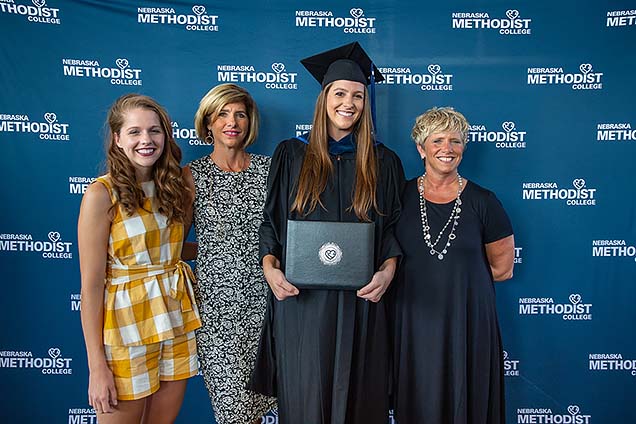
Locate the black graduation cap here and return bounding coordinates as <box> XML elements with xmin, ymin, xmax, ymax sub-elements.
<box><xmin>300</xmin><ymin>42</ymin><xmax>384</xmax><ymax>87</ymax></box>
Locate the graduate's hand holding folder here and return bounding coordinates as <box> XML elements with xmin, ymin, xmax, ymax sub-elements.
<box><xmin>262</xmin><ymin>254</ymin><xmax>299</xmax><ymax>301</ymax></box>
<box><xmin>356</xmin><ymin>256</ymin><xmax>398</xmax><ymax>303</ymax></box>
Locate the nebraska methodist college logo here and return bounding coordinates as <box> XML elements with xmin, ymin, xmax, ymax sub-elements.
<box><xmin>503</xmin><ymin>350</ymin><xmax>520</xmax><ymax>377</ymax></box>
<box><xmin>295</xmin><ymin>123</ymin><xmax>312</xmax><ymax>138</ymax></box>
<box><xmin>468</xmin><ymin>121</ymin><xmax>527</xmax><ymax>149</ymax></box>
<box><xmin>62</xmin><ymin>57</ymin><xmax>143</xmax><ymax>86</ymax></box>
<box><xmin>517</xmin><ymin>405</ymin><xmax>591</xmax><ymax>423</ymax></box>
<box><xmin>589</xmin><ymin>353</ymin><xmax>636</xmax><ymax>376</ymax></box>
<box><xmin>518</xmin><ymin>294</ymin><xmax>593</xmax><ymax>321</ymax></box>
<box><xmin>68</xmin><ymin>176</ymin><xmax>95</xmax><ymax>194</ymax></box>
<box><xmin>596</xmin><ymin>122</ymin><xmax>636</xmax><ymax>142</ymax></box>
<box><xmin>522</xmin><ymin>179</ymin><xmax>597</xmax><ymax>206</ymax></box>
<box><xmin>171</xmin><ymin>121</ymin><xmax>201</xmax><ymax>146</ymax></box>
<box><xmin>527</xmin><ymin>64</ymin><xmax>603</xmax><ymax>90</ymax></box>
<box><xmin>0</xmin><ymin>231</ymin><xmax>73</xmax><ymax>259</ymax></box>
<box><xmin>137</xmin><ymin>4</ymin><xmax>219</xmax><ymax>31</ymax></box>
<box><xmin>0</xmin><ymin>0</ymin><xmax>61</xmax><ymax>25</ymax></box>
<box><xmin>592</xmin><ymin>239</ymin><xmax>636</xmax><ymax>261</ymax></box>
<box><xmin>0</xmin><ymin>348</ymin><xmax>73</xmax><ymax>375</ymax></box>
<box><xmin>378</xmin><ymin>64</ymin><xmax>454</xmax><ymax>91</ymax></box>
<box><xmin>452</xmin><ymin>9</ymin><xmax>532</xmax><ymax>35</ymax></box>
<box><xmin>295</xmin><ymin>8</ymin><xmax>377</xmax><ymax>33</ymax></box>
<box><xmin>70</xmin><ymin>293</ymin><xmax>81</xmax><ymax>312</ymax></box>
<box><xmin>68</xmin><ymin>408</ymin><xmax>96</xmax><ymax>424</ymax></box>
<box><xmin>0</xmin><ymin>112</ymin><xmax>70</xmax><ymax>141</ymax></box>
<box><xmin>514</xmin><ymin>247</ymin><xmax>523</xmax><ymax>264</ymax></box>
<box><xmin>216</xmin><ymin>62</ymin><xmax>298</xmax><ymax>90</ymax></box>
<box><xmin>606</xmin><ymin>9</ymin><xmax>636</xmax><ymax>27</ymax></box>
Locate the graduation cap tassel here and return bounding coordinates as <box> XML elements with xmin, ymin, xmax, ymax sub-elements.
<box><xmin>370</xmin><ymin>62</ymin><xmax>377</xmax><ymax>132</ymax></box>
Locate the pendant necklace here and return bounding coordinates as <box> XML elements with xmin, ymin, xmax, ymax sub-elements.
<box><xmin>418</xmin><ymin>173</ymin><xmax>463</xmax><ymax>260</ymax></box>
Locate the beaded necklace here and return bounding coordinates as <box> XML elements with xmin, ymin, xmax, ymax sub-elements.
<box><xmin>418</xmin><ymin>173</ymin><xmax>463</xmax><ymax>260</ymax></box>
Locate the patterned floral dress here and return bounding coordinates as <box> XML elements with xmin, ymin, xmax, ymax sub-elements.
<box><xmin>189</xmin><ymin>154</ymin><xmax>276</xmax><ymax>424</ymax></box>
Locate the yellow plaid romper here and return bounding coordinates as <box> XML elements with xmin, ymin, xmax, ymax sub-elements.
<box><xmin>97</xmin><ymin>175</ymin><xmax>201</xmax><ymax>399</ymax></box>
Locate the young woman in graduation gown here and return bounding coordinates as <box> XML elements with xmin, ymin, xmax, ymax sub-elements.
<box><xmin>249</xmin><ymin>42</ymin><xmax>405</xmax><ymax>424</ymax></box>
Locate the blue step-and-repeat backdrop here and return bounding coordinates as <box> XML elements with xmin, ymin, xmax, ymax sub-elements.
<box><xmin>1</xmin><ymin>1</ymin><xmax>635</xmax><ymax>422</ymax></box>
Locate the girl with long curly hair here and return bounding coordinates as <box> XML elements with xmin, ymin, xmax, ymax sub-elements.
<box><xmin>78</xmin><ymin>94</ymin><xmax>201</xmax><ymax>424</ymax></box>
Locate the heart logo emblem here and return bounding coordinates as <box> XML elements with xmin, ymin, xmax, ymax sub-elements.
<box><xmin>506</xmin><ymin>10</ymin><xmax>519</xmax><ymax>20</ymax></box>
<box><xmin>32</xmin><ymin>0</ymin><xmax>46</xmax><ymax>7</ymax></box>
<box><xmin>569</xmin><ymin>294</ymin><xmax>581</xmax><ymax>305</ymax></box>
<box><xmin>115</xmin><ymin>58</ymin><xmax>129</xmax><ymax>70</ymax></box>
<box><xmin>48</xmin><ymin>348</ymin><xmax>61</xmax><ymax>359</ymax></box>
<box><xmin>271</xmin><ymin>63</ymin><xmax>285</xmax><ymax>73</ymax></box>
<box><xmin>572</xmin><ymin>179</ymin><xmax>586</xmax><ymax>190</ymax></box>
<box><xmin>48</xmin><ymin>231</ymin><xmax>61</xmax><ymax>242</ymax></box>
<box><xmin>350</xmin><ymin>8</ymin><xmax>364</xmax><ymax>18</ymax></box>
<box><xmin>502</xmin><ymin>121</ymin><xmax>516</xmax><ymax>132</ymax></box>
<box><xmin>319</xmin><ymin>242</ymin><xmax>342</xmax><ymax>265</ymax></box>
<box><xmin>503</xmin><ymin>350</ymin><xmax>509</xmax><ymax>359</ymax></box>
<box><xmin>579</xmin><ymin>63</ymin><xmax>592</xmax><ymax>74</ymax></box>
<box><xmin>192</xmin><ymin>5</ymin><xmax>206</xmax><ymax>15</ymax></box>
<box><xmin>44</xmin><ymin>113</ymin><xmax>57</xmax><ymax>124</ymax></box>
<box><xmin>567</xmin><ymin>405</ymin><xmax>580</xmax><ymax>415</ymax></box>
<box><xmin>428</xmin><ymin>64</ymin><xmax>441</xmax><ymax>75</ymax></box>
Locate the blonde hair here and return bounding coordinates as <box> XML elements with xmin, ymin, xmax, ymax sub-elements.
<box><xmin>106</xmin><ymin>93</ymin><xmax>188</xmax><ymax>223</ymax></box>
<box><xmin>411</xmin><ymin>106</ymin><xmax>469</xmax><ymax>146</ymax></box>
<box><xmin>194</xmin><ymin>83</ymin><xmax>259</xmax><ymax>147</ymax></box>
<box><xmin>291</xmin><ymin>82</ymin><xmax>378</xmax><ymax>221</ymax></box>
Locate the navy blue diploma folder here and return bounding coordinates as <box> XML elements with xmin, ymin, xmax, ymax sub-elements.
<box><xmin>285</xmin><ymin>220</ymin><xmax>375</xmax><ymax>290</ymax></box>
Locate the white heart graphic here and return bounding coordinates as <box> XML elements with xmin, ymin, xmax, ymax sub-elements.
<box><xmin>350</xmin><ymin>8</ymin><xmax>364</xmax><ymax>18</ymax></box>
<box><xmin>48</xmin><ymin>347</ymin><xmax>61</xmax><ymax>359</ymax></box>
<box><xmin>502</xmin><ymin>121</ymin><xmax>515</xmax><ymax>132</ymax></box>
<box><xmin>271</xmin><ymin>63</ymin><xmax>285</xmax><ymax>73</ymax></box>
<box><xmin>192</xmin><ymin>5</ymin><xmax>206</xmax><ymax>15</ymax></box>
<box><xmin>568</xmin><ymin>405</ymin><xmax>580</xmax><ymax>415</ymax></box>
<box><xmin>503</xmin><ymin>350</ymin><xmax>509</xmax><ymax>360</ymax></box>
<box><xmin>572</xmin><ymin>179</ymin><xmax>586</xmax><ymax>190</ymax></box>
<box><xmin>569</xmin><ymin>294</ymin><xmax>581</xmax><ymax>305</ymax></box>
<box><xmin>44</xmin><ymin>113</ymin><xmax>57</xmax><ymax>124</ymax></box>
<box><xmin>579</xmin><ymin>63</ymin><xmax>592</xmax><ymax>74</ymax></box>
<box><xmin>32</xmin><ymin>0</ymin><xmax>45</xmax><ymax>7</ymax></box>
<box><xmin>48</xmin><ymin>231</ymin><xmax>61</xmax><ymax>242</ymax></box>
<box><xmin>506</xmin><ymin>10</ymin><xmax>519</xmax><ymax>20</ymax></box>
<box><xmin>115</xmin><ymin>58</ymin><xmax>129</xmax><ymax>70</ymax></box>
<box><xmin>428</xmin><ymin>64</ymin><xmax>441</xmax><ymax>75</ymax></box>
<box><xmin>319</xmin><ymin>242</ymin><xmax>342</xmax><ymax>265</ymax></box>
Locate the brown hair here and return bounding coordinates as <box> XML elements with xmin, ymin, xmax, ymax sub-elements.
<box><xmin>291</xmin><ymin>82</ymin><xmax>378</xmax><ymax>221</ymax></box>
<box><xmin>106</xmin><ymin>93</ymin><xmax>188</xmax><ymax>223</ymax></box>
<box><xmin>193</xmin><ymin>83</ymin><xmax>260</xmax><ymax>148</ymax></box>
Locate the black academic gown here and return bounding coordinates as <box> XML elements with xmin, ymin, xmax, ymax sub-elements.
<box><xmin>249</xmin><ymin>135</ymin><xmax>405</xmax><ymax>424</ymax></box>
